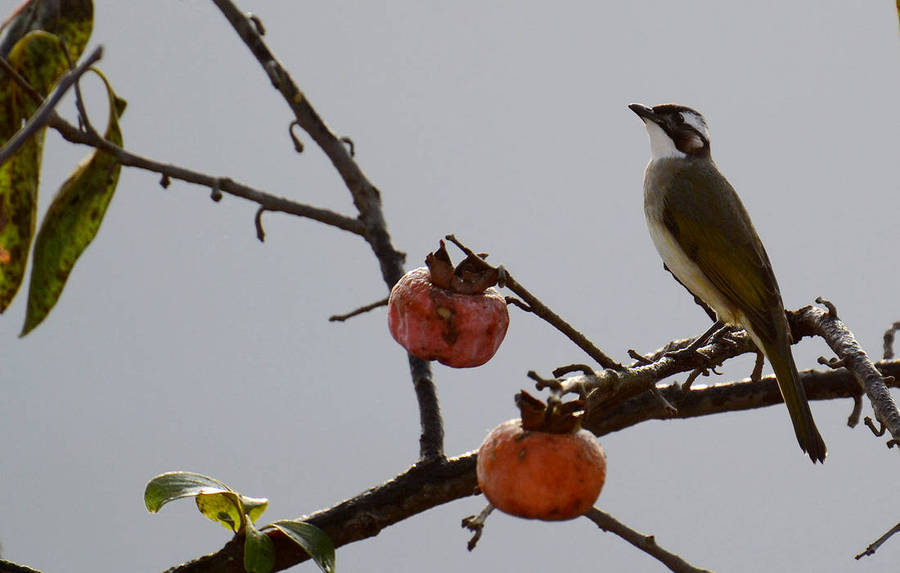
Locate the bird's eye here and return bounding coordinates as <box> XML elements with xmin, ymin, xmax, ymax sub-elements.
<box><xmin>674</xmin><ymin>112</ymin><xmax>685</xmax><ymax>124</ymax></box>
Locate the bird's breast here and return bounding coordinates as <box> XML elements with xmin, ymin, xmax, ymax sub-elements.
<box><xmin>642</xmin><ymin>160</ymin><xmax>742</xmax><ymax>325</ymax></box>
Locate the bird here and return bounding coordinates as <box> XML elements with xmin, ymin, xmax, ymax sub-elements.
<box><xmin>629</xmin><ymin>102</ymin><xmax>827</xmax><ymax>463</ymax></box>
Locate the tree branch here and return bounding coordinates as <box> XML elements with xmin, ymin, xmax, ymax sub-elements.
<box><xmin>208</xmin><ymin>0</ymin><xmax>443</xmax><ymax>460</ymax></box>
<box><xmin>166</xmin><ymin>455</ymin><xmax>477</xmax><ymax>573</ymax></box>
<box><xmin>792</xmin><ymin>301</ymin><xmax>900</xmax><ymax>446</ymax></box>
<box><xmin>0</xmin><ymin>44</ymin><xmax>102</xmax><ymax>166</ymax></box>
<box><xmin>585</xmin><ymin>508</ymin><xmax>713</xmax><ymax>573</ymax></box>
<box><xmin>147</xmin><ymin>358</ymin><xmax>900</xmax><ymax>573</ymax></box>
<box><xmin>442</xmin><ymin>234</ymin><xmax>622</xmax><ymax>370</ymax></box>
<box><xmin>48</xmin><ymin>117</ymin><xmax>367</xmax><ymax>236</ymax></box>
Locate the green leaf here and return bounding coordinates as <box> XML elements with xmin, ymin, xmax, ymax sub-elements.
<box><xmin>20</xmin><ymin>69</ymin><xmax>125</xmax><ymax>335</ymax></box>
<box><xmin>270</xmin><ymin>520</ymin><xmax>336</xmax><ymax>573</ymax></box>
<box><xmin>0</xmin><ymin>30</ymin><xmax>69</xmax><ymax>312</ymax></box>
<box><xmin>195</xmin><ymin>491</ymin><xmax>246</xmax><ymax>532</ymax></box>
<box><xmin>0</xmin><ymin>0</ymin><xmax>93</xmax><ymax>61</ymax></box>
<box><xmin>242</xmin><ymin>495</ymin><xmax>269</xmax><ymax>523</ymax></box>
<box><xmin>243</xmin><ymin>520</ymin><xmax>276</xmax><ymax>573</ymax></box>
<box><xmin>144</xmin><ymin>471</ymin><xmax>235</xmax><ymax>513</ymax></box>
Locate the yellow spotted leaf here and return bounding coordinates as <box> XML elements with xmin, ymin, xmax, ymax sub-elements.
<box><xmin>0</xmin><ymin>31</ymin><xmax>70</xmax><ymax>312</ymax></box>
<box><xmin>21</xmin><ymin>70</ymin><xmax>124</xmax><ymax>335</ymax></box>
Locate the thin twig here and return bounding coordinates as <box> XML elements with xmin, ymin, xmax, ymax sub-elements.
<box><xmin>884</xmin><ymin>321</ymin><xmax>900</xmax><ymax>360</ymax></box>
<box><xmin>584</xmin><ymin>508</ymin><xmax>713</xmax><ymax>573</ymax></box>
<box><xmin>443</xmin><ymin>234</ymin><xmax>621</xmax><ymax>370</ymax></box>
<box><xmin>0</xmin><ymin>45</ymin><xmax>102</xmax><ymax>167</ymax></box>
<box><xmin>254</xmin><ymin>207</ymin><xmax>266</xmax><ymax>242</ymax></box>
<box><xmin>848</xmin><ymin>395</ymin><xmax>863</xmax><ymax>427</ymax></box>
<box><xmin>328</xmin><ymin>297</ymin><xmax>389</xmax><ymax>322</ymax></box>
<box><xmin>461</xmin><ymin>503</ymin><xmax>494</xmax><ymax>551</ymax></box>
<box><xmin>48</xmin><ymin>117</ymin><xmax>367</xmax><ymax>235</ymax></box>
<box><xmin>855</xmin><ymin>522</ymin><xmax>900</xmax><ymax>559</ymax></box>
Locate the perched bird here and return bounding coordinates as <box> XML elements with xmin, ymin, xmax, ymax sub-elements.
<box><xmin>629</xmin><ymin>102</ymin><xmax>827</xmax><ymax>463</ymax></box>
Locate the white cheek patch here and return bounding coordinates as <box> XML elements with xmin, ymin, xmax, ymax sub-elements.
<box><xmin>644</xmin><ymin>120</ymin><xmax>685</xmax><ymax>160</ymax></box>
<box><xmin>679</xmin><ymin>111</ymin><xmax>710</xmax><ymax>142</ymax></box>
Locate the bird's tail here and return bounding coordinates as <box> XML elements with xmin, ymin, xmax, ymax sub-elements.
<box><xmin>761</xmin><ymin>335</ymin><xmax>827</xmax><ymax>463</ymax></box>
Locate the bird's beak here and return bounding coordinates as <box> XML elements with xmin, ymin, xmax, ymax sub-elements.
<box><xmin>628</xmin><ymin>103</ymin><xmax>658</xmax><ymax>124</ymax></box>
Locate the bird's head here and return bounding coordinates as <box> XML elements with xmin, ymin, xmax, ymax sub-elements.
<box><xmin>629</xmin><ymin>103</ymin><xmax>711</xmax><ymax>160</ymax></box>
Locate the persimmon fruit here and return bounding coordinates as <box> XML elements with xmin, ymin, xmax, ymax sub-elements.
<box><xmin>387</xmin><ymin>265</ymin><xmax>509</xmax><ymax>368</ymax></box>
<box><xmin>477</xmin><ymin>417</ymin><xmax>607</xmax><ymax>521</ymax></box>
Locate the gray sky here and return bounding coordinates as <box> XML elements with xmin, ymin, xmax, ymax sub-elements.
<box><xmin>2</xmin><ymin>2</ymin><xmax>899</xmax><ymax>572</ymax></box>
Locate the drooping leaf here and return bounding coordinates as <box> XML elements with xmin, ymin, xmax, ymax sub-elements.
<box><xmin>0</xmin><ymin>0</ymin><xmax>93</xmax><ymax>61</ymax></box>
<box><xmin>20</xmin><ymin>69</ymin><xmax>124</xmax><ymax>335</ymax></box>
<box><xmin>243</xmin><ymin>520</ymin><xmax>276</xmax><ymax>573</ymax></box>
<box><xmin>270</xmin><ymin>520</ymin><xmax>336</xmax><ymax>573</ymax></box>
<box><xmin>195</xmin><ymin>491</ymin><xmax>245</xmax><ymax>532</ymax></box>
<box><xmin>0</xmin><ymin>30</ymin><xmax>69</xmax><ymax>312</ymax></box>
<box><xmin>144</xmin><ymin>471</ymin><xmax>235</xmax><ymax>513</ymax></box>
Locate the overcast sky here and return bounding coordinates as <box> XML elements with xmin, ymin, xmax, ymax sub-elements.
<box><xmin>2</xmin><ymin>2</ymin><xmax>899</xmax><ymax>572</ymax></box>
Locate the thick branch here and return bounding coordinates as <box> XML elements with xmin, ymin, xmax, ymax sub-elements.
<box><xmin>583</xmin><ymin>360</ymin><xmax>900</xmax><ymax>436</ymax></box>
<box><xmin>166</xmin><ymin>455</ymin><xmax>477</xmax><ymax>573</ymax></box>
<box><xmin>153</xmin><ymin>360</ymin><xmax>900</xmax><ymax>573</ymax></box>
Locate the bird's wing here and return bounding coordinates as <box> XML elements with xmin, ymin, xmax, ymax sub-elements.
<box><xmin>661</xmin><ymin>164</ymin><xmax>783</xmax><ymax>340</ymax></box>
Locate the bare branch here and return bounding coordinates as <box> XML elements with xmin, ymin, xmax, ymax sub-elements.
<box><xmin>0</xmin><ymin>45</ymin><xmax>102</xmax><ymax>167</ymax></box>
<box><xmin>328</xmin><ymin>297</ymin><xmax>388</xmax><ymax>322</ymax></box>
<box><xmin>884</xmin><ymin>321</ymin><xmax>900</xmax><ymax>360</ymax></box>
<box><xmin>209</xmin><ymin>0</ymin><xmax>444</xmax><ymax>462</ymax></box>
<box><xmin>48</xmin><ymin>117</ymin><xmax>367</xmax><ymax>236</ymax></box>
<box><xmin>582</xmin><ymin>360</ymin><xmax>900</xmax><ymax>437</ymax></box>
<box><xmin>585</xmin><ymin>508</ymin><xmax>713</xmax><ymax>573</ymax></box>
<box><xmin>167</xmin><ymin>454</ymin><xmax>478</xmax><ymax>573</ymax></box>
<box><xmin>855</xmin><ymin>521</ymin><xmax>900</xmax><ymax>560</ymax></box>
<box><xmin>461</xmin><ymin>503</ymin><xmax>494</xmax><ymax>551</ymax></box>
<box><xmin>791</xmin><ymin>302</ymin><xmax>900</xmax><ymax>447</ymax></box>
<box><xmin>443</xmin><ymin>234</ymin><xmax>622</xmax><ymax>370</ymax></box>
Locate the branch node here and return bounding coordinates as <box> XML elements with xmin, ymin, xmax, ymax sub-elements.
<box><xmin>328</xmin><ymin>297</ymin><xmax>389</xmax><ymax>322</ymax></box>
<box><xmin>864</xmin><ymin>416</ymin><xmax>886</xmax><ymax>437</ymax></box>
<box><xmin>682</xmin><ymin>369</ymin><xmax>704</xmax><ymax>391</ymax></box>
<box><xmin>649</xmin><ymin>387</ymin><xmax>678</xmax><ymax>417</ymax></box>
<box><xmin>528</xmin><ymin>370</ymin><xmax>562</xmax><ymax>392</ymax></box>
<box><xmin>340</xmin><ymin>136</ymin><xmax>355</xmax><ymax>157</ymax></box>
<box><xmin>255</xmin><ymin>207</ymin><xmax>267</xmax><ymax>242</ymax></box>
<box><xmin>247</xmin><ymin>12</ymin><xmax>266</xmax><ymax>35</ymax></box>
<box><xmin>461</xmin><ymin>503</ymin><xmax>494</xmax><ymax>551</ymax></box>
<box><xmin>159</xmin><ymin>173</ymin><xmax>171</xmax><ymax>189</ymax></box>
<box><xmin>289</xmin><ymin>120</ymin><xmax>304</xmax><ymax>153</ymax></box>
<box><xmin>847</xmin><ymin>394</ymin><xmax>863</xmax><ymax>428</ymax></box>
<box><xmin>750</xmin><ymin>351</ymin><xmax>764</xmax><ymax>382</ymax></box>
<box><xmin>210</xmin><ymin>179</ymin><xmax>224</xmax><ymax>202</ymax></box>
<box><xmin>817</xmin><ymin>356</ymin><xmax>845</xmax><ymax>369</ymax></box>
<box><xmin>553</xmin><ymin>364</ymin><xmax>596</xmax><ymax>377</ymax></box>
<box><xmin>815</xmin><ymin>296</ymin><xmax>839</xmax><ymax>319</ymax></box>
<box><xmin>628</xmin><ymin>349</ymin><xmax>653</xmax><ymax>365</ymax></box>
<box><xmin>884</xmin><ymin>321</ymin><xmax>900</xmax><ymax>360</ymax></box>
<box><xmin>504</xmin><ymin>296</ymin><xmax>532</xmax><ymax>312</ymax></box>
